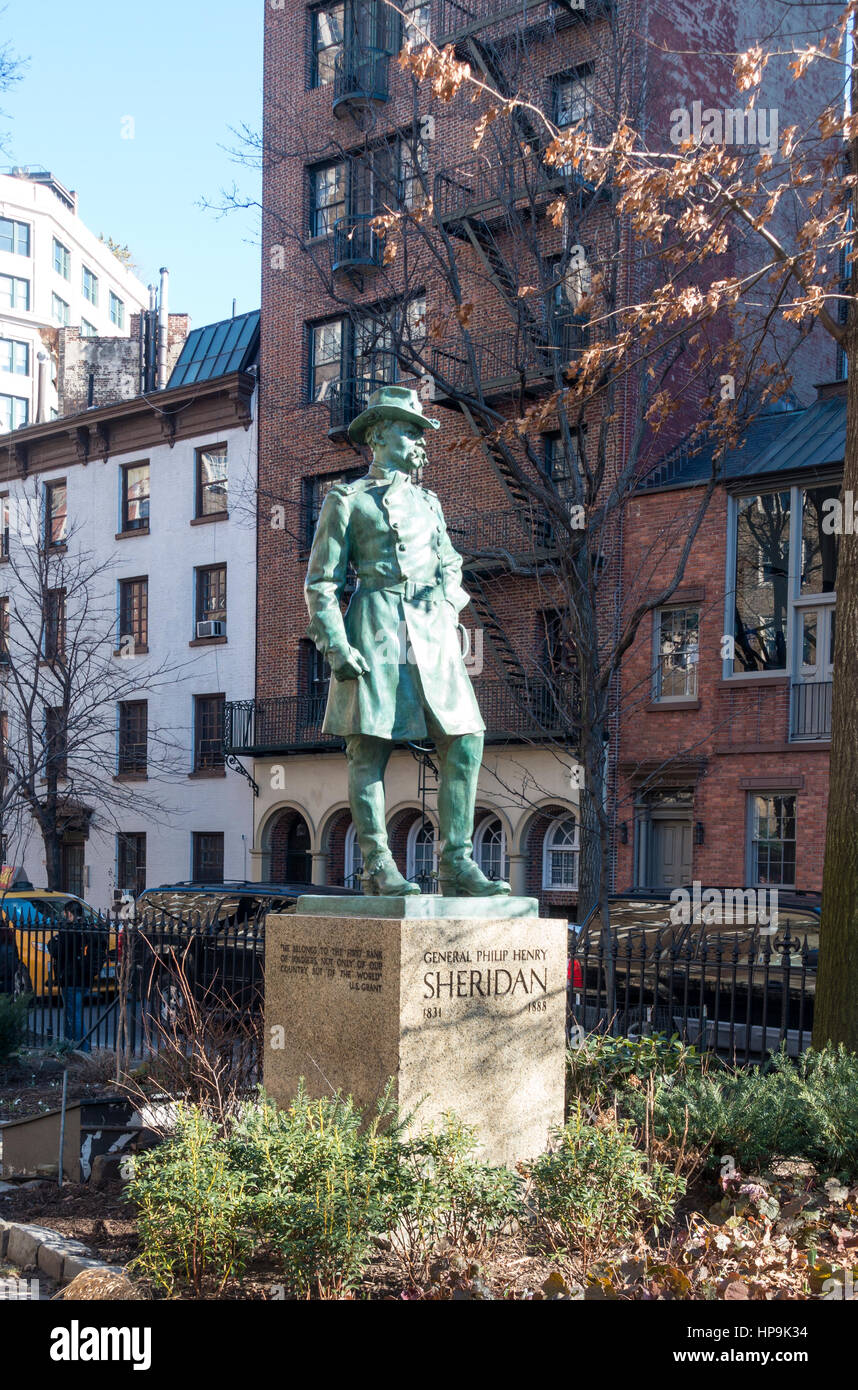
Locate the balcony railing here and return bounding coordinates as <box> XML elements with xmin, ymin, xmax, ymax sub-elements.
<box><xmin>431</xmin><ymin>316</ymin><xmax>587</xmax><ymax>400</ymax></box>
<box><xmin>224</xmin><ymin>681</ymin><xmax>575</xmax><ymax>757</ymax></box>
<box><xmin>435</xmin><ymin>151</ymin><xmax>564</xmax><ymax>223</ymax></box>
<box><xmin>332</xmin><ymin>48</ymin><xmax>389</xmax><ymax>117</ymax></box>
<box><xmin>436</xmin><ymin>0</ymin><xmax>601</xmax><ymax>45</ymax></box>
<box><xmin>447</xmin><ymin>507</ymin><xmax>553</xmax><ymax>560</ymax></box>
<box><xmin>790</xmin><ymin>681</ymin><xmax>832</xmax><ymax>741</ymax></box>
<box><xmin>327</xmin><ymin>375</ymin><xmax>392</xmax><ymax>440</ymax></box>
<box><xmin>332</xmin><ymin>214</ymin><xmax>383</xmax><ymax>276</ymax></box>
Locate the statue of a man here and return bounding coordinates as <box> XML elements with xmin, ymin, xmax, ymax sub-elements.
<box><xmin>304</xmin><ymin>385</ymin><xmax>511</xmax><ymax>898</ymax></box>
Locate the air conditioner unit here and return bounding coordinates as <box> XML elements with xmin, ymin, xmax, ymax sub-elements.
<box><xmin>196</xmin><ymin>619</ymin><xmax>225</xmax><ymax>639</ymax></box>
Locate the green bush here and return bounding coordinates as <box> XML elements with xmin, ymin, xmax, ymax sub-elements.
<box><xmin>0</xmin><ymin>992</ymin><xmax>28</xmax><ymax>1064</ymax></box>
<box><xmin>127</xmin><ymin>1106</ymin><xmax>253</xmax><ymax>1295</ymax></box>
<box><xmin>529</xmin><ymin>1105</ymin><xmax>684</xmax><ymax>1263</ymax></box>
<box><xmin>567</xmin><ymin>1032</ymin><xmax>704</xmax><ymax>1105</ymax></box>
<box><xmin>631</xmin><ymin>1045</ymin><xmax>858</xmax><ymax>1175</ymax></box>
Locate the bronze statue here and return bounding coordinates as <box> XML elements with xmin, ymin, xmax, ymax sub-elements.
<box><xmin>304</xmin><ymin>385</ymin><xmax>511</xmax><ymax>897</ymax></box>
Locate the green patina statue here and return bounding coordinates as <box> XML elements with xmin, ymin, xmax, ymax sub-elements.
<box><xmin>304</xmin><ymin>384</ymin><xmax>511</xmax><ymax>898</ymax></box>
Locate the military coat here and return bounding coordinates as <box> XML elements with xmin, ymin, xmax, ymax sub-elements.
<box><xmin>304</xmin><ymin>467</ymin><xmax>485</xmax><ymax>740</ymax></box>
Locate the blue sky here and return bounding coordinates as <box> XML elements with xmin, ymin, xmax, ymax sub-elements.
<box><xmin>0</xmin><ymin>0</ymin><xmax>263</xmax><ymax>327</ymax></box>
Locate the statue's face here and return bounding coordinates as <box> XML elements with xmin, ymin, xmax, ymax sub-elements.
<box><xmin>371</xmin><ymin>420</ymin><xmax>427</xmax><ymax>474</ymax></box>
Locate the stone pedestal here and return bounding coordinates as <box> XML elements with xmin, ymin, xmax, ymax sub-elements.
<box><xmin>264</xmin><ymin>897</ymin><xmax>567</xmax><ymax>1167</ymax></box>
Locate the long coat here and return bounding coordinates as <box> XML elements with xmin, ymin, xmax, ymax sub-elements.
<box><xmin>304</xmin><ymin>468</ymin><xmax>485</xmax><ymax>740</ymax></box>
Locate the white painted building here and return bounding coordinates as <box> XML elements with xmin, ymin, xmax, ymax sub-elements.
<box><xmin>0</xmin><ymin>312</ymin><xmax>260</xmax><ymax>909</ymax></box>
<box><xmin>0</xmin><ymin>167</ymin><xmax>150</xmax><ymax>428</ymax></box>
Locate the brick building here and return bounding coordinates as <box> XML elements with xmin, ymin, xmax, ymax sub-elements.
<box><xmin>616</xmin><ymin>381</ymin><xmax>844</xmax><ymax>896</ymax></box>
<box><xmin>235</xmin><ymin>0</ymin><xmax>841</xmax><ymax>913</ymax></box>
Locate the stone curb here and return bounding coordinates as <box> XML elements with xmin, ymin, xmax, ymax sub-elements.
<box><xmin>0</xmin><ymin>1217</ymin><xmax>126</xmax><ymax>1285</ymax></box>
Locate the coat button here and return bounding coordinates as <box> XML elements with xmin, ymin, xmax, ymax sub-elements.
<box><xmin>398</xmin><ymin>543</ymin><xmax>406</xmax><ymax>551</ymax></box>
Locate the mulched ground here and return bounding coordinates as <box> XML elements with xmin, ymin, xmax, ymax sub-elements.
<box><xmin>0</xmin><ymin>1053</ymin><xmax>120</xmax><ymax>1125</ymax></box>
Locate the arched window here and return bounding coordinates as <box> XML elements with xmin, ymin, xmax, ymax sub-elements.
<box><xmin>542</xmin><ymin>814</ymin><xmax>579</xmax><ymax>890</ymax></box>
<box><xmin>407</xmin><ymin>818</ymin><xmax>437</xmax><ymax>892</ymax></box>
<box><xmin>344</xmin><ymin>823</ymin><xmax>363</xmax><ymax>889</ymax></box>
<box><xmin>473</xmin><ymin>815</ymin><xmax>508</xmax><ymax>883</ymax></box>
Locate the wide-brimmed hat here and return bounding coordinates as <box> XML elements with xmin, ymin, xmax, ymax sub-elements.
<box><xmin>348</xmin><ymin>384</ymin><xmax>441</xmax><ymax>445</ymax></box>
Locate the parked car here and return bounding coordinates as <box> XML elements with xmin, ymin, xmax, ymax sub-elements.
<box><xmin>132</xmin><ymin>880</ymin><xmax>358</xmax><ymax>1014</ymax></box>
<box><xmin>0</xmin><ymin>888</ymin><xmax>118</xmax><ymax>999</ymax></box>
<box><xmin>568</xmin><ymin>890</ymin><xmax>820</xmax><ymax>1055</ymax></box>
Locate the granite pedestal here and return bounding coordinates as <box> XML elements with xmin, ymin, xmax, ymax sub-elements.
<box><xmin>263</xmin><ymin>896</ymin><xmax>567</xmax><ymax>1167</ymax></box>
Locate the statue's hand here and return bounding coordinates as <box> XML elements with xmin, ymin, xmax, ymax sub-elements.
<box><xmin>330</xmin><ymin>644</ymin><xmax>370</xmax><ymax>681</ymax></box>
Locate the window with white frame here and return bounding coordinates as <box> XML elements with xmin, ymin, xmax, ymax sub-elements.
<box><xmin>0</xmin><ymin>338</ymin><xmax>29</xmax><ymax>375</ymax></box>
<box><xmin>407</xmin><ymin>819</ymin><xmax>437</xmax><ymax>890</ymax></box>
<box><xmin>52</xmin><ymin>238</ymin><xmax>71</xmax><ymax>280</ymax></box>
<box><xmin>474</xmin><ymin>816</ymin><xmax>509</xmax><ymax>883</ymax></box>
<box><xmin>0</xmin><ymin>395</ymin><xmax>28</xmax><ymax>431</ymax></box>
<box><xmin>0</xmin><ymin>275</ymin><xmax>30</xmax><ymax>310</ymax></box>
<box><xmin>52</xmin><ymin>293</ymin><xmax>70</xmax><ymax>326</ymax></box>
<box><xmin>310</xmin><ymin>161</ymin><xmax>347</xmax><ymax>237</ymax></box>
<box><xmin>0</xmin><ymin>218</ymin><xmax>30</xmax><ymax>256</ymax></box>
<box><xmin>310</xmin><ymin>319</ymin><xmax>344</xmax><ymax>401</ymax></box>
<box><xmin>310</xmin><ymin>2</ymin><xmax>345</xmax><ymax>88</ymax></box>
<box><xmin>403</xmin><ymin>0</ymin><xmax>431</xmax><ymax>48</ymax></box>
<box><xmin>654</xmin><ymin>605</ymin><xmax>699</xmax><ymax>700</ymax></box>
<box><xmin>748</xmin><ymin>793</ymin><xmax>796</xmax><ymax>887</ymax></box>
<box><xmin>344</xmin><ymin>823</ymin><xmax>363</xmax><ymax>889</ymax></box>
<box><xmin>542</xmin><ymin>814</ymin><xmax>579</xmax><ymax>889</ymax></box>
<box><xmin>553</xmin><ymin>65</ymin><xmax>594</xmax><ymax>133</ymax></box>
<box><xmin>80</xmin><ymin>319</ymin><xmax>98</xmax><ymax>338</ymax></box>
<box><xmin>727</xmin><ymin>484</ymin><xmax>840</xmax><ymax>676</ymax></box>
<box><xmin>82</xmin><ymin>266</ymin><xmax>98</xmax><ymax>306</ymax></box>
<box><xmin>109</xmin><ymin>291</ymin><xmax>125</xmax><ymax>328</ymax></box>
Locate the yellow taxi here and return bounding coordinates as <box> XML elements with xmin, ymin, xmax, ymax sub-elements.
<box><xmin>0</xmin><ymin>872</ymin><xmax>117</xmax><ymax>999</ymax></box>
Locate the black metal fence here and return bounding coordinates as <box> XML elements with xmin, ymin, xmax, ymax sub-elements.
<box><xmin>567</xmin><ymin>925</ymin><xmax>816</xmax><ymax>1063</ymax></box>
<box><xmin>2</xmin><ymin>911</ymin><xmax>816</xmax><ymax>1066</ymax></box>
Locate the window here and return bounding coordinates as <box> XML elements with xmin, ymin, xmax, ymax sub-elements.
<box><xmin>654</xmin><ymin>606</ymin><xmax>699</xmax><ymax>700</ymax></box>
<box><xmin>117</xmin><ymin>833</ymin><xmax>146</xmax><ymax>896</ymax></box>
<box><xmin>543</xmin><ymin>815</ymin><xmax>579</xmax><ymax>890</ymax></box>
<box><xmin>109</xmin><ymin>291</ymin><xmax>125</xmax><ymax>328</ymax></box>
<box><xmin>0</xmin><ymin>596</ymin><xmax>8</xmax><ymax>663</ymax></box>
<box><xmin>118</xmin><ymin>701</ymin><xmax>148</xmax><ymax>775</ymax></box>
<box><xmin>44</xmin><ymin>706</ymin><xmax>67</xmax><ymax>778</ymax></box>
<box><xmin>405</xmin><ymin>294</ymin><xmax>426</xmax><ymax>344</ymax></box>
<box><xmin>52</xmin><ymin>293</ymin><xmax>71</xmax><ymax>326</ymax></box>
<box><xmin>196</xmin><ymin>444</ymin><xmax>229</xmax><ymax>517</ymax></box>
<box><xmin>474</xmin><ymin>816</ymin><xmax>509</xmax><ymax>883</ymax></box>
<box><xmin>310</xmin><ymin>161</ymin><xmax>347</xmax><ymax>237</ymax></box>
<box><xmin>0</xmin><ymin>218</ymin><xmax>30</xmax><ymax>256</ymax></box>
<box><xmin>400</xmin><ymin>132</ymin><xmax>429</xmax><ymax>208</ymax></box>
<box><xmin>196</xmin><ymin>565</ymin><xmax>227</xmax><ymax>629</ymax></box>
<box><xmin>544</xmin><ymin>430</ymin><xmax>585</xmax><ymax>503</ymax></box>
<box><xmin>344</xmin><ymin>823</ymin><xmax>363</xmax><ymax>889</ymax></box>
<box><xmin>80</xmin><ymin>319</ymin><xmax>98</xmax><ymax>338</ymax></box>
<box><xmin>0</xmin><ymin>338</ymin><xmax>29</xmax><ymax>375</ymax></box>
<box><xmin>299</xmin><ymin>637</ymin><xmax>330</xmax><ymax>699</ymax></box>
<box><xmin>0</xmin><ymin>275</ymin><xmax>30</xmax><ymax>310</ymax></box>
<box><xmin>45</xmin><ymin>481</ymin><xmax>67</xmax><ymax>547</ymax></box>
<box><xmin>82</xmin><ymin>266</ymin><xmax>98</xmax><ymax>305</ymax></box>
<box><xmin>0</xmin><ymin>395</ymin><xmax>28</xmax><ymax>431</ymax></box>
<box><xmin>407</xmin><ymin>819</ymin><xmax>437</xmax><ymax>891</ymax></box>
<box><xmin>192</xmin><ymin>831</ymin><xmax>224</xmax><ymax>883</ymax></box>
<box><xmin>310</xmin><ymin>2</ymin><xmax>345</xmax><ymax>87</ymax></box>
<box><xmin>52</xmin><ymin>238</ymin><xmax>71</xmax><ymax>279</ymax></box>
<box><xmin>193</xmin><ymin>695</ymin><xmax>225</xmax><ymax>771</ymax></box>
<box><xmin>403</xmin><ymin>0</ymin><xmax>431</xmax><ymax>47</ymax></box>
<box><xmin>801</xmin><ymin>484</ymin><xmax>840</xmax><ymax>595</ymax></box>
<box><xmin>732</xmin><ymin>491</ymin><xmax>791</xmax><ymax>672</ymax></box>
<box><xmin>121</xmin><ymin>462</ymin><xmax>150</xmax><ymax>532</ymax></box>
<box><xmin>0</xmin><ymin>495</ymin><xmax>8</xmax><ymax>558</ymax></box>
<box><xmin>44</xmin><ymin>587</ymin><xmax>66</xmax><ymax>660</ymax></box>
<box><xmin>749</xmin><ymin>794</ymin><xmax>796</xmax><ymax>887</ymax></box>
<box><xmin>310</xmin><ymin>319</ymin><xmax>344</xmax><ymax>401</ymax></box>
<box><xmin>119</xmin><ymin>577</ymin><xmax>148</xmax><ymax>652</ymax></box>
<box><xmin>553</xmin><ymin>65</ymin><xmax>595</xmax><ymax>132</ymax></box>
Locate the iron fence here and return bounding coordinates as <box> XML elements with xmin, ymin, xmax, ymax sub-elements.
<box><xmin>790</xmin><ymin>680</ymin><xmax>832</xmax><ymax>741</ymax></box>
<box><xmin>567</xmin><ymin>924</ymin><xmax>816</xmax><ymax>1063</ymax></box>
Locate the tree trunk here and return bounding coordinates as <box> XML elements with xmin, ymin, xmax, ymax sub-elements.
<box><xmin>814</xmin><ymin>337</ymin><xmax>858</xmax><ymax>1050</ymax></box>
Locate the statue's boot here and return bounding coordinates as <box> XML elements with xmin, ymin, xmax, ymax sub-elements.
<box><xmin>346</xmin><ymin>735</ymin><xmax>420</xmax><ymax>896</ymax></box>
<box><xmin>436</xmin><ymin>732</ymin><xmax>511</xmax><ymax>896</ymax></box>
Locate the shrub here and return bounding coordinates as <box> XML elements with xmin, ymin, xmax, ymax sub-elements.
<box><xmin>0</xmin><ymin>992</ymin><xmax>28</xmax><ymax>1064</ymax></box>
<box><xmin>633</xmin><ymin>1046</ymin><xmax>858</xmax><ymax>1175</ymax></box>
<box><xmin>529</xmin><ymin>1105</ymin><xmax>684</xmax><ymax>1267</ymax></box>
<box><xmin>567</xmin><ymin>1032</ymin><xmax>704</xmax><ymax>1106</ymax></box>
<box><xmin>127</xmin><ymin>1106</ymin><xmax>252</xmax><ymax>1295</ymax></box>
